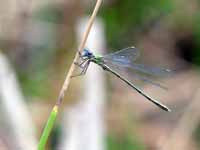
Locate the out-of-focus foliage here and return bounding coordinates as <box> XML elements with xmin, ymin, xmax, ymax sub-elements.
<box><xmin>100</xmin><ymin>0</ymin><xmax>200</xmax><ymax>66</ymax></box>
<box><xmin>18</xmin><ymin>70</ymin><xmax>51</xmax><ymax>99</ymax></box>
<box><xmin>101</xmin><ymin>0</ymin><xmax>173</xmax><ymax>49</ymax></box>
<box><xmin>107</xmin><ymin>134</ymin><xmax>145</xmax><ymax>150</ymax></box>
<box><xmin>194</xmin><ymin>125</ymin><xmax>200</xmax><ymax>147</ymax></box>
<box><xmin>33</xmin><ymin>5</ymin><xmax>64</xmax><ymax>23</ymax></box>
<box><xmin>50</xmin><ymin>125</ymin><xmax>61</xmax><ymax>150</ymax></box>
<box><xmin>17</xmin><ymin>6</ymin><xmax>62</xmax><ymax>99</ymax></box>
<box><xmin>194</xmin><ymin>14</ymin><xmax>200</xmax><ymax>66</ymax></box>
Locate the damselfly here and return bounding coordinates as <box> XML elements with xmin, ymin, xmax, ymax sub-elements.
<box><xmin>72</xmin><ymin>47</ymin><xmax>171</xmax><ymax>112</ymax></box>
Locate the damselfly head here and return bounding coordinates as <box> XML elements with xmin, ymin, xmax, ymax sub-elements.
<box><xmin>82</xmin><ymin>48</ymin><xmax>93</xmax><ymax>58</ymax></box>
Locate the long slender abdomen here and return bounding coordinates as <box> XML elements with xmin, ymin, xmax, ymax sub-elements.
<box><xmin>101</xmin><ymin>64</ymin><xmax>170</xmax><ymax>112</ymax></box>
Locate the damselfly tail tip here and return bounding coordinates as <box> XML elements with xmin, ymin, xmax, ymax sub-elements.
<box><xmin>162</xmin><ymin>106</ymin><xmax>171</xmax><ymax>112</ymax></box>
<box><xmin>167</xmin><ymin>108</ymin><xmax>171</xmax><ymax>112</ymax></box>
<box><xmin>157</xmin><ymin>102</ymin><xmax>171</xmax><ymax>112</ymax></box>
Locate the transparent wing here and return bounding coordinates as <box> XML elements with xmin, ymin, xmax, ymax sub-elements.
<box><xmin>103</xmin><ymin>47</ymin><xmax>170</xmax><ymax>76</ymax></box>
<box><xmin>131</xmin><ymin>73</ymin><xmax>168</xmax><ymax>90</ymax></box>
<box><xmin>105</xmin><ymin>61</ymin><xmax>167</xmax><ymax>90</ymax></box>
<box><xmin>123</xmin><ymin>63</ymin><xmax>171</xmax><ymax>76</ymax></box>
<box><xmin>103</xmin><ymin>47</ymin><xmax>140</xmax><ymax>64</ymax></box>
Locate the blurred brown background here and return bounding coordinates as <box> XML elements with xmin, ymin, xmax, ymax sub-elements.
<box><xmin>0</xmin><ymin>0</ymin><xmax>200</xmax><ymax>150</ymax></box>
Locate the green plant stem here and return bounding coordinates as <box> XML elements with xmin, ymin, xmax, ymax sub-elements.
<box><xmin>38</xmin><ymin>106</ymin><xmax>58</xmax><ymax>150</ymax></box>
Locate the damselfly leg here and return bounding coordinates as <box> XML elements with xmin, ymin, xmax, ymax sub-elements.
<box><xmin>71</xmin><ymin>59</ymin><xmax>90</xmax><ymax>78</ymax></box>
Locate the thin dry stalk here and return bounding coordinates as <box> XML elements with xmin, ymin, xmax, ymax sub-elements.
<box><xmin>56</xmin><ymin>0</ymin><xmax>103</xmax><ymax>106</ymax></box>
<box><xmin>38</xmin><ymin>1</ymin><xmax>103</xmax><ymax>149</ymax></box>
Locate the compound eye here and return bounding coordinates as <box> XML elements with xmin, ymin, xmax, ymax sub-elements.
<box><xmin>88</xmin><ymin>51</ymin><xmax>93</xmax><ymax>56</ymax></box>
<box><xmin>81</xmin><ymin>50</ymin><xmax>88</xmax><ymax>57</ymax></box>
